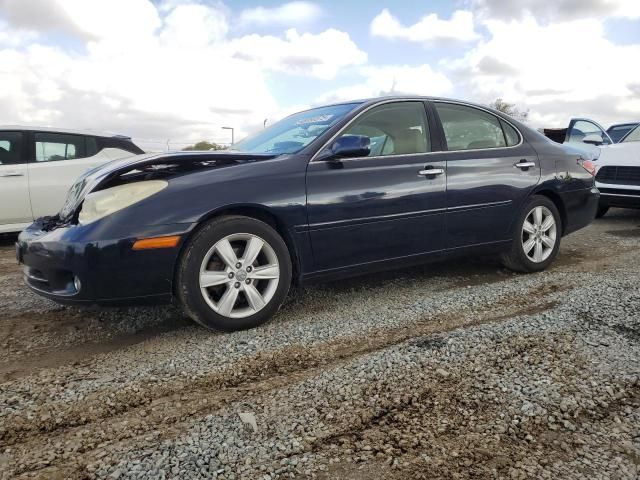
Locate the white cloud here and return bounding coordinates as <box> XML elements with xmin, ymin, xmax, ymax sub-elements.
<box><xmin>319</xmin><ymin>64</ymin><xmax>453</xmax><ymax>104</ymax></box>
<box><xmin>0</xmin><ymin>19</ymin><xmax>38</xmax><ymax>47</ymax></box>
<box><xmin>446</xmin><ymin>16</ymin><xmax>640</xmax><ymax>127</ymax></box>
<box><xmin>371</xmin><ymin>9</ymin><xmax>480</xmax><ymax>44</ymax></box>
<box><xmin>228</xmin><ymin>28</ymin><xmax>367</xmax><ymax>79</ymax></box>
<box><xmin>471</xmin><ymin>0</ymin><xmax>640</xmax><ymax>21</ymax></box>
<box><xmin>160</xmin><ymin>3</ymin><xmax>228</xmax><ymax>47</ymax></box>
<box><xmin>239</xmin><ymin>1</ymin><xmax>322</xmax><ymax>27</ymax></box>
<box><xmin>0</xmin><ymin>1</ymin><xmax>366</xmax><ymax>147</ymax></box>
<box><xmin>0</xmin><ymin>0</ymin><xmax>162</xmax><ymax>40</ymax></box>
<box><xmin>0</xmin><ymin>0</ymin><xmax>83</xmax><ymax>38</ymax></box>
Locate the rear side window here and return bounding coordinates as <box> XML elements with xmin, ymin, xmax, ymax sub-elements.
<box><xmin>86</xmin><ymin>136</ymin><xmax>98</xmax><ymax>156</ymax></box>
<box><xmin>500</xmin><ymin>119</ymin><xmax>520</xmax><ymax>146</ymax></box>
<box><xmin>35</xmin><ymin>133</ymin><xmax>87</xmax><ymax>162</ymax></box>
<box><xmin>435</xmin><ymin>103</ymin><xmax>507</xmax><ymax>151</ymax></box>
<box><xmin>0</xmin><ymin>131</ymin><xmax>24</xmax><ymax>165</ymax></box>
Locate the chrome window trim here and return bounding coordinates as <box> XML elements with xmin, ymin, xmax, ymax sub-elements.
<box><xmin>310</xmin><ymin>98</ymin><xmax>525</xmax><ymax>163</ymax></box>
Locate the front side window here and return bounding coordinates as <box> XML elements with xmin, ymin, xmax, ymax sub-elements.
<box><xmin>336</xmin><ymin>102</ymin><xmax>430</xmax><ymax>157</ymax></box>
<box><xmin>436</xmin><ymin>103</ymin><xmax>508</xmax><ymax>151</ymax></box>
<box><xmin>0</xmin><ymin>132</ymin><xmax>24</xmax><ymax>165</ymax></box>
<box><xmin>35</xmin><ymin>133</ymin><xmax>87</xmax><ymax>162</ymax></box>
<box><xmin>233</xmin><ymin>103</ymin><xmax>362</xmax><ymax>155</ymax></box>
<box><xmin>621</xmin><ymin>125</ymin><xmax>640</xmax><ymax>143</ymax></box>
<box><xmin>568</xmin><ymin>120</ymin><xmax>610</xmax><ymax>145</ymax></box>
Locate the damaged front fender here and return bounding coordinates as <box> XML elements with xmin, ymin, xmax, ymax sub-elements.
<box><xmin>57</xmin><ymin>151</ymin><xmax>279</xmax><ymax>225</ymax></box>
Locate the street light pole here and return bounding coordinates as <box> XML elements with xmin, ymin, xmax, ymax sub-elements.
<box><xmin>222</xmin><ymin>126</ymin><xmax>234</xmax><ymax>145</ymax></box>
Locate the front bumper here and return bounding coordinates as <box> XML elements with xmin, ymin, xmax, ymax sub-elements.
<box><xmin>17</xmin><ymin>219</ymin><xmax>194</xmax><ymax>305</ymax></box>
<box><xmin>596</xmin><ymin>183</ymin><xmax>640</xmax><ymax>209</ymax></box>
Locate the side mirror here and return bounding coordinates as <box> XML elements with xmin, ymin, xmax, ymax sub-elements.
<box><xmin>324</xmin><ymin>135</ymin><xmax>370</xmax><ymax>160</ymax></box>
<box><xmin>583</xmin><ymin>133</ymin><xmax>604</xmax><ymax>146</ymax></box>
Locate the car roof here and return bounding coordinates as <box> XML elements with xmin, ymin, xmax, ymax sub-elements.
<box><xmin>320</xmin><ymin>95</ymin><xmax>489</xmax><ymax>108</ymax></box>
<box><xmin>0</xmin><ymin>125</ymin><xmax>132</xmax><ymax>139</ymax></box>
<box><xmin>305</xmin><ymin>95</ymin><xmax>519</xmax><ymax>123</ymax></box>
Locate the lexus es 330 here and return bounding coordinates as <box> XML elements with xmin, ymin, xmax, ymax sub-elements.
<box><xmin>18</xmin><ymin>97</ymin><xmax>599</xmax><ymax>331</ymax></box>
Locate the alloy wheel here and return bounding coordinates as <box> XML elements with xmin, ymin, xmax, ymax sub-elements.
<box><xmin>199</xmin><ymin>233</ymin><xmax>280</xmax><ymax>319</ymax></box>
<box><xmin>521</xmin><ymin>206</ymin><xmax>557</xmax><ymax>263</ymax></box>
<box><xmin>522</xmin><ymin>206</ymin><xmax>558</xmax><ymax>263</ymax></box>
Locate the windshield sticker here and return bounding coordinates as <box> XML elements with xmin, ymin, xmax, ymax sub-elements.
<box><xmin>295</xmin><ymin>114</ymin><xmax>334</xmax><ymax>126</ymax></box>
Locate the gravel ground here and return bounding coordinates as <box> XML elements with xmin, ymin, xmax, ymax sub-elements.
<box><xmin>0</xmin><ymin>209</ymin><xmax>639</xmax><ymax>479</ymax></box>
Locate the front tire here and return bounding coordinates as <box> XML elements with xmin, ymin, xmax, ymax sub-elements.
<box><xmin>177</xmin><ymin>216</ymin><xmax>292</xmax><ymax>331</ymax></box>
<box><xmin>501</xmin><ymin>196</ymin><xmax>562</xmax><ymax>273</ymax></box>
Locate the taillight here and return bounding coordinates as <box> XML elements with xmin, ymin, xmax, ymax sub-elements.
<box><xmin>579</xmin><ymin>159</ymin><xmax>596</xmax><ymax>176</ymax></box>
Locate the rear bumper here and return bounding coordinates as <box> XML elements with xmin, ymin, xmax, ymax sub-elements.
<box><xmin>17</xmin><ymin>219</ymin><xmax>194</xmax><ymax>305</ymax></box>
<box><xmin>560</xmin><ymin>186</ymin><xmax>599</xmax><ymax>235</ymax></box>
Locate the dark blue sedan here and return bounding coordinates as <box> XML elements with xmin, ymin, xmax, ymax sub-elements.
<box><xmin>18</xmin><ymin>97</ymin><xmax>599</xmax><ymax>331</ymax></box>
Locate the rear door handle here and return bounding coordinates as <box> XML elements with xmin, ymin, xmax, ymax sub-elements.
<box><xmin>0</xmin><ymin>172</ymin><xmax>24</xmax><ymax>177</ymax></box>
<box><xmin>514</xmin><ymin>161</ymin><xmax>536</xmax><ymax>169</ymax></box>
<box><xmin>418</xmin><ymin>168</ymin><xmax>445</xmax><ymax>177</ymax></box>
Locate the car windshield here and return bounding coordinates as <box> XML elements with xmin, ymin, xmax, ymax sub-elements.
<box><xmin>232</xmin><ymin>103</ymin><xmax>361</xmax><ymax>155</ymax></box>
<box><xmin>621</xmin><ymin>125</ymin><xmax>640</xmax><ymax>143</ymax></box>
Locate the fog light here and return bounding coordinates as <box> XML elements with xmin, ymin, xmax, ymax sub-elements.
<box><xmin>73</xmin><ymin>276</ymin><xmax>82</xmax><ymax>293</ymax></box>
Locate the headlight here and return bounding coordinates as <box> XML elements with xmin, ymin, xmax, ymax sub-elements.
<box><xmin>78</xmin><ymin>180</ymin><xmax>168</xmax><ymax>224</ymax></box>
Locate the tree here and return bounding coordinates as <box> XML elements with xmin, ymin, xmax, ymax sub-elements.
<box><xmin>183</xmin><ymin>141</ymin><xmax>226</xmax><ymax>151</ymax></box>
<box><xmin>488</xmin><ymin>98</ymin><xmax>529</xmax><ymax>122</ymax></box>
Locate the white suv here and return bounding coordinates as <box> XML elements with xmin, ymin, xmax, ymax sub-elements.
<box><xmin>0</xmin><ymin>127</ymin><xmax>144</xmax><ymax>233</ymax></box>
<box><xmin>594</xmin><ymin>124</ymin><xmax>640</xmax><ymax>217</ymax></box>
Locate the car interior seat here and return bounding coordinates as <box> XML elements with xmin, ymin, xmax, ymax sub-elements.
<box><xmin>467</xmin><ymin>140</ymin><xmax>501</xmax><ymax>149</ymax></box>
<box><xmin>393</xmin><ymin>129</ymin><xmax>427</xmax><ymax>155</ymax></box>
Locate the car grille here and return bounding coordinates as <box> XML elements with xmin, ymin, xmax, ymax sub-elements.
<box><xmin>596</xmin><ymin>166</ymin><xmax>640</xmax><ymax>186</ymax></box>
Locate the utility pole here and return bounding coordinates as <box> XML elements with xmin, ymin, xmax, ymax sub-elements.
<box><xmin>222</xmin><ymin>126</ymin><xmax>234</xmax><ymax>145</ymax></box>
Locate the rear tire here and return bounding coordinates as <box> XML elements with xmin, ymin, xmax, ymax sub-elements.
<box><xmin>501</xmin><ymin>196</ymin><xmax>562</xmax><ymax>273</ymax></box>
<box><xmin>595</xmin><ymin>205</ymin><xmax>609</xmax><ymax>218</ymax></box>
<box><xmin>177</xmin><ymin>215</ymin><xmax>292</xmax><ymax>331</ymax></box>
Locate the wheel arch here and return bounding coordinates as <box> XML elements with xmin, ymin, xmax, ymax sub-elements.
<box><xmin>172</xmin><ymin>204</ymin><xmax>302</xmax><ymax>298</ymax></box>
<box><xmin>530</xmin><ymin>188</ymin><xmax>567</xmax><ymax>235</ymax></box>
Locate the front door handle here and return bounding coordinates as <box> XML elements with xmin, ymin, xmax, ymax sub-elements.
<box><xmin>418</xmin><ymin>167</ymin><xmax>445</xmax><ymax>177</ymax></box>
<box><xmin>0</xmin><ymin>172</ymin><xmax>24</xmax><ymax>177</ymax></box>
<box><xmin>514</xmin><ymin>161</ymin><xmax>536</xmax><ymax>169</ymax></box>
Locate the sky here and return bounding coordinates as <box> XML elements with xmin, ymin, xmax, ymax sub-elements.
<box><xmin>0</xmin><ymin>0</ymin><xmax>639</xmax><ymax>150</ymax></box>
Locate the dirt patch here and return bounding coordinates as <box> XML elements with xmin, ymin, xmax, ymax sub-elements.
<box><xmin>614</xmin><ymin>323</ymin><xmax>640</xmax><ymax>343</ymax></box>
<box><xmin>607</xmin><ymin>228</ymin><xmax>640</xmax><ymax>238</ymax></box>
<box><xmin>0</xmin><ymin>309</ymin><xmax>191</xmax><ymax>382</ymax></box>
<box><xmin>315</xmin><ymin>338</ymin><xmax>640</xmax><ymax>480</ymax></box>
<box><xmin>0</xmin><ymin>284</ymin><xmax>563</xmax><ymax>478</ymax></box>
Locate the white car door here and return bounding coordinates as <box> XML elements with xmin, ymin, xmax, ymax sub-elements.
<box><xmin>565</xmin><ymin>119</ymin><xmax>613</xmax><ymax>157</ymax></box>
<box><xmin>27</xmin><ymin>133</ymin><xmax>132</xmax><ymax>219</ymax></box>
<box><xmin>0</xmin><ymin>131</ymin><xmax>33</xmax><ymax>233</ymax></box>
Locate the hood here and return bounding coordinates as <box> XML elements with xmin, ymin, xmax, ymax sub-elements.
<box><xmin>596</xmin><ymin>141</ymin><xmax>640</xmax><ymax>167</ymax></box>
<box><xmin>58</xmin><ymin>151</ymin><xmax>279</xmax><ymax>221</ymax></box>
